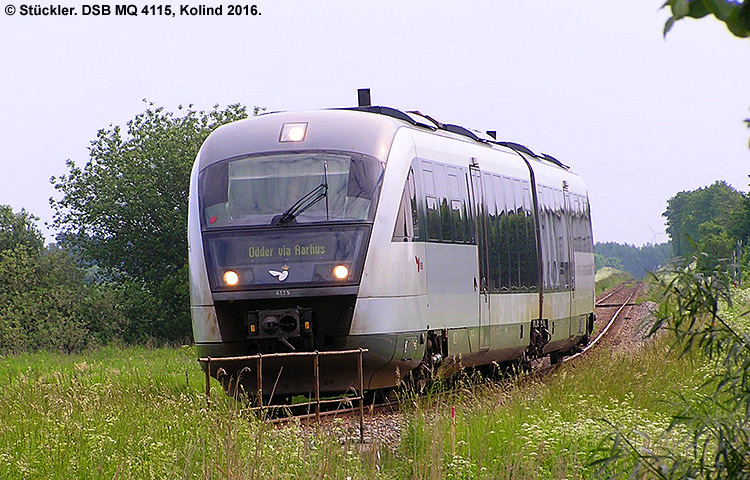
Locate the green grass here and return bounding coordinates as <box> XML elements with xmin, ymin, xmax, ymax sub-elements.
<box><xmin>0</xmin><ymin>342</ymin><xmax>705</xmax><ymax>479</ymax></box>
<box><xmin>0</xmin><ymin>346</ymin><xmax>382</xmax><ymax>479</ymax></box>
<box><xmin>595</xmin><ymin>267</ymin><xmax>634</xmax><ymax>296</ymax></box>
<box><xmin>3</xmin><ymin>286</ymin><xmax>744</xmax><ymax>478</ymax></box>
<box><xmin>393</xmin><ymin>338</ymin><xmax>705</xmax><ymax>479</ymax></box>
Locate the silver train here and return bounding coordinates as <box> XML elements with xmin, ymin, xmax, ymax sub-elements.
<box><xmin>188</xmin><ymin>95</ymin><xmax>595</xmax><ymax>398</ymax></box>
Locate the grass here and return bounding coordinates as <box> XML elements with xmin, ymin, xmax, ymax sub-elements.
<box><xmin>595</xmin><ymin>267</ymin><xmax>634</xmax><ymax>296</ymax></box>
<box><xmin>3</xmin><ymin>287</ymin><xmax>744</xmax><ymax>479</ymax></box>
<box><xmin>0</xmin><ymin>346</ymin><xmax>381</xmax><ymax>479</ymax></box>
<box><xmin>0</xmin><ymin>342</ymin><xmax>705</xmax><ymax>479</ymax></box>
<box><xmin>394</xmin><ymin>337</ymin><xmax>705</xmax><ymax>479</ymax></box>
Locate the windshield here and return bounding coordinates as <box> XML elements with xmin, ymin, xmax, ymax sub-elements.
<box><xmin>199</xmin><ymin>151</ymin><xmax>384</xmax><ymax>229</ymax></box>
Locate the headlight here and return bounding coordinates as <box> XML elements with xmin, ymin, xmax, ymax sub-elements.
<box><xmin>332</xmin><ymin>265</ymin><xmax>349</xmax><ymax>280</ymax></box>
<box><xmin>223</xmin><ymin>270</ymin><xmax>240</xmax><ymax>286</ymax></box>
<box><xmin>279</xmin><ymin>122</ymin><xmax>308</xmax><ymax>142</ymax></box>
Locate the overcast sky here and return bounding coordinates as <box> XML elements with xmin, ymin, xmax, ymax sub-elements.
<box><xmin>1</xmin><ymin>1</ymin><xmax>748</xmax><ymax>247</ymax></box>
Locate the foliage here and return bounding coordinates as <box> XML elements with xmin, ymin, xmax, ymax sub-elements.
<box><xmin>0</xmin><ymin>243</ymin><xmax>117</xmax><ymax>354</ymax></box>
<box><xmin>0</xmin><ymin>205</ymin><xmax>44</xmax><ymax>254</ymax></box>
<box><xmin>595</xmin><ymin>241</ymin><xmax>673</xmax><ymax>279</ymax></box>
<box><xmin>594</xmin><ymin>253</ymin><xmax>750</xmax><ymax>478</ymax></box>
<box><xmin>0</xmin><ymin>205</ymin><xmax>182</xmax><ymax>354</ymax></box>
<box><xmin>662</xmin><ymin>0</ymin><xmax>750</xmax><ymax>38</ymax></box>
<box><xmin>0</xmin><ymin>206</ymin><xmax>100</xmax><ymax>353</ymax></box>
<box><xmin>663</xmin><ymin>181</ymin><xmax>747</xmax><ymax>259</ymax></box>
<box><xmin>50</xmin><ymin>101</ymin><xmax>255</xmax><ymax>341</ymax></box>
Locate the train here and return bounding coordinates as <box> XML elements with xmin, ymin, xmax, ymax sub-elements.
<box><xmin>188</xmin><ymin>91</ymin><xmax>595</xmax><ymax>399</ymax></box>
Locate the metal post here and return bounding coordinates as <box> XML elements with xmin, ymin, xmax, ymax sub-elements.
<box><xmin>314</xmin><ymin>351</ymin><xmax>320</xmax><ymax>425</ymax></box>
<box><xmin>205</xmin><ymin>357</ymin><xmax>211</xmax><ymax>408</ymax></box>
<box><xmin>358</xmin><ymin>348</ymin><xmax>364</xmax><ymax>443</ymax></box>
<box><xmin>256</xmin><ymin>354</ymin><xmax>263</xmax><ymax>409</ymax></box>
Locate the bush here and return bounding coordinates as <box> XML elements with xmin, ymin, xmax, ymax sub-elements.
<box><xmin>594</xmin><ymin>253</ymin><xmax>750</xmax><ymax>478</ymax></box>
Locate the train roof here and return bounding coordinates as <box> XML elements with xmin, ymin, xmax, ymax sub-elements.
<box><xmin>197</xmin><ymin>102</ymin><xmax>573</xmax><ymax>174</ymax></box>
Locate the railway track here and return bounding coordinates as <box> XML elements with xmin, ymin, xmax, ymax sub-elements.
<box><xmin>562</xmin><ymin>281</ymin><xmax>644</xmax><ymax>363</ymax></box>
<box><xmin>268</xmin><ymin>282</ymin><xmax>645</xmax><ymax>431</ymax></box>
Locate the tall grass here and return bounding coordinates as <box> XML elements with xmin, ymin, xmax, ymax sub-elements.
<box><xmin>391</xmin><ymin>337</ymin><xmax>704</xmax><ymax>479</ymax></box>
<box><xmin>0</xmin><ymin>300</ymin><xmax>729</xmax><ymax>479</ymax></box>
<box><xmin>0</xmin><ymin>346</ymin><xmax>382</xmax><ymax>479</ymax></box>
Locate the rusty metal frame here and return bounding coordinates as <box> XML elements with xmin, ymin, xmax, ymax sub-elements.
<box><xmin>198</xmin><ymin>349</ymin><xmax>368</xmax><ymax>440</ymax></box>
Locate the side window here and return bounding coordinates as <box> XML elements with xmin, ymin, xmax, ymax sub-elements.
<box><xmin>539</xmin><ymin>185</ymin><xmax>557</xmax><ymax>291</ymax></box>
<box><xmin>434</xmin><ymin>163</ymin><xmax>452</xmax><ymax>243</ymax></box>
<box><xmin>553</xmin><ymin>188</ymin><xmax>570</xmax><ymax>290</ymax></box>
<box><xmin>447</xmin><ymin>166</ymin><xmax>465</xmax><ymax>243</ymax></box>
<box><xmin>392</xmin><ymin>166</ymin><xmax>419</xmax><ymax>242</ymax></box>
<box><xmin>494</xmin><ymin>175</ymin><xmax>510</xmax><ymax>291</ymax></box>
<box><xmin>461</xmin><ymin>169</ymin><xmax>475</xmax><ymax>243</ymax></box>
<box><xmin>422</xmin><ymin>162</ymin><xmax>441</xmax><ymax>241</ymax></box>
<box><xmin>484</xmin><ymin>173</ymin><xmax>500</xmax><ymax>292</ymax></box>
<box><xmin>409</xmin><ymin>167</ymin><xmax>420</xmax><ymax>240</ymax></box>
<box><xmin>504</xmin><ymin>176</ymin><xmax>520</xmax><ymax>290</ymax></box>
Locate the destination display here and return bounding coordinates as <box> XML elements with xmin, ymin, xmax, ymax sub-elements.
<box><xmin>203</xmin><ymin>225</ymin><xmax>370</xmax><ymax>289</ymax></box>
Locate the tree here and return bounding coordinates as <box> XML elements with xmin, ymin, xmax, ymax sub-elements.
<box><xmin>594</xmin><ymin>242</ymin><xmax>673</xmax><ymax>278</ymax></box>
<box><xmin>0</xmin><ymin>205</ymin><xmax>44</xmax><ymax>254</ymax></box>
<box><xmin>663</xmin><ymin>181</ymin><xmax>746</xmax><ymax>258</ymax></box>
<box><xmin>696</xmin><ymin>221</ymin><xmax>735</xmax><ymax>268</ymax></box>
<box><xmin>0</xmin><ymin>208</ymin><xmax>123</xmax><ymax>354</ymax></box>
<box><xmin>663</xmin><ymin>0</ymin><xmax>750</xmax><ymax>38</ymax></box>
<box><xmin>50</xmin><ymin>101</ymin><xmax>255</xmax><ymax>341</ymax></box>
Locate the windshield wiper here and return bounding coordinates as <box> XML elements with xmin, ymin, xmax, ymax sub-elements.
<box><xmin>274</xmin><ymin>183</ymin><xmax>328</xmax><ymax>226</ymax></box>
<box><xmin>273</xmin><ymin>161</ymin><xmax>330</xmax><ymax>226</ymax></box>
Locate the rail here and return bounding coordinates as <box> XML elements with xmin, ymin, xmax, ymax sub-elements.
<box><xmin>569</xmin><ymin>282</ymin><xmax>642</xmax><ymax>360</ymax></box>
<box><xmin>198</xmin><ymin>348</ymin><xmax>369</xmax><ymax>440</ymax></box>
<box><xmin>595</xmin><ymin>282</ymin><xmax>630</xmax><ymax>306</ymax></box>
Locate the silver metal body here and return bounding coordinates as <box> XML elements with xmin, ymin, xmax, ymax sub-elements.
<box><xmin>188</xmin><ymin>107</ymin><xmax>595</xmax><ymax>397</ymax></box>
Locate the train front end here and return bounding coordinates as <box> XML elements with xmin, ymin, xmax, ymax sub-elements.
<box><xmin>188</xmin><ymin>110</ymin><xmax>397</xmax><ymax>397</ymax></box>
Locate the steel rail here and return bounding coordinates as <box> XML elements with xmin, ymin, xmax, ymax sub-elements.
<box><xmin>595</xmin><ymin>281</ymin><xmax>630</xmax><ymax>307</ymax></box>
<box><xmin>566</xmin><ymin>282</ymin><xmax>641</xmax><ymax>361</ymax></box>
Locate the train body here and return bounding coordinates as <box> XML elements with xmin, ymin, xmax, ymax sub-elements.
<box><xmin>188</xmin><ymin>102</ymin><xmax>595</xmax><ymax>397</ymax></box>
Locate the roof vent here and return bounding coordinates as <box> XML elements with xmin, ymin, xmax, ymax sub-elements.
<box><xmin>357</xmin><ymin>88</ymin><xmax>371</xmax><ymax>107</ymax></box>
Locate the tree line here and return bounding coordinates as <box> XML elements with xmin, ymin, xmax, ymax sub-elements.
<box><xmin>594</xmin><ymin>241</ymin><xmax>673</xmax><ymax>279</ymax></box>
<box><xmin>664</xmin><ymin>180</ymin><xmax>749</xmax><ymax>278</ymax></box>
<box><xmin>595</xmin><ymin>180</ymin><xmax>750</xmax><ymax>281</ymax></box>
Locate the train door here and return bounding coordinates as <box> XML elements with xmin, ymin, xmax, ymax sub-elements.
<box><xmin>469</xmin><ymin>161</ymin><xmax>490</xmax><ymax>351</ymax></box>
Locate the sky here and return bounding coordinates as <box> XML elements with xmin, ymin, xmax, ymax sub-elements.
<box><xmin>1</xmin><ymin>1</ymin><xmax>748</xmax><ymax>247</ymax></box>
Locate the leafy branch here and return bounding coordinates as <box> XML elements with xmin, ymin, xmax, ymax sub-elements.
<box><xmin>594</xmin><ymin>252</ymin><xmax>750</xmax><ymax>478</ymax></box>
<box><xmin>662</xmin><ymin>0</ymin><xmax>750</xmax><ymax>38</ymax></box>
